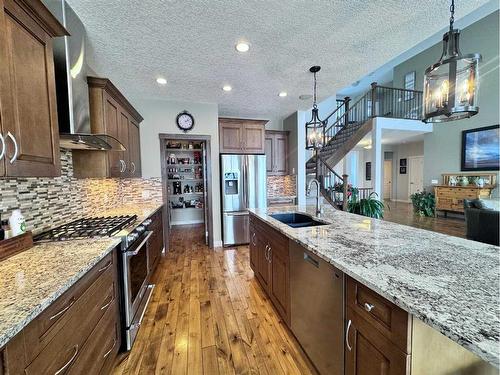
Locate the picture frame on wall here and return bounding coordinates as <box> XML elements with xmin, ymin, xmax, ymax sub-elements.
<box><xmin>366</xmin><ymin>162</ymin><xmax>371</xmax><ymax>181</ymax></box>
<box><xmin>461</xmin><ymin>125</ymin><xmax>500</xmax><ymax>171</ymax></box>
<box><xmin>400</xmin><ymin>158</ymin><xmax>407</xmax><ymax>167</ymax></box>
<box><xmin>400</xmin><ymin>166</ymin><xmax>407</xmax><ymax>174</ymax></box>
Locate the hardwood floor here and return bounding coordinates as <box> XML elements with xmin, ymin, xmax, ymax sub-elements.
<box><xmin>383</xmin><ymin>201</ymin><xmax>466</xmax><ymax>238</ymax></box>
<box><xmin>113</xmin><ymin>225</ymin><xmax>316</xmax><ymax>375</ymax></box>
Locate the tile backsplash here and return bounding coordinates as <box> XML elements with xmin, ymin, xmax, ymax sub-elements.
<box><xmin>267</xmin><ymin>175</ymin><xmax>297</xmax><ymax>198</ymax></box>
<box><xmin>0</xmin><ymin>150</ymin><xmax>162</xmax><ymax>234</ymax></box>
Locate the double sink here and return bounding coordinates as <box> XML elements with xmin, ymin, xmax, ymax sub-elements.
<box><xmin>270</xmin><ymin>213</ymin><xmax>328</xmax><ymax>228</ymax></box>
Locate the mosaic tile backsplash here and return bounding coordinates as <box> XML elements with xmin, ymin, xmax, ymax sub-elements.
<box><xmin>0</xmin><ymin>150</ymin><xmax>162</xmax><ymax>234</ymax></box>
<box><xmin>267</xmin><ymin>175</ymin><xmax>297</xmax><ymax>198</ymax></box>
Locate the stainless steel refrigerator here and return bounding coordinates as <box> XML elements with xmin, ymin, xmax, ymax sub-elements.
<box><xmin>221</xmin><ymin>154</ymin><xmax>267</xmax><ymax>246</ymax></box>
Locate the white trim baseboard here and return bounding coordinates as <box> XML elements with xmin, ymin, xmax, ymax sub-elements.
<box><xmin>213</xmin><ymin>240</ymin><xmax>223</xmax><ymax>248</ymax></box>
<box><xmin>392</xmin><ymin>199</ymin><xmax>411</xmax><ymax>203</ymax></box>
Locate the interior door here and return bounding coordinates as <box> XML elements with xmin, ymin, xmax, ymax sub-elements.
<box><xmin>383</xmin><ymin>160</ymin><xmax>392</xmax><ymax>200</ymax></box>
<box><xmin>2</xmin><ymin>0</ymin><xmax>60</xmax><ymax>177</ymax></box>
<box><xmin>408</xmin><ymin>156</ymin><xmax>424</xmax><ymax>197</ymax></box>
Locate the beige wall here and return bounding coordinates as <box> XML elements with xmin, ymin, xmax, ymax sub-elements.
<box><xmin>134</xmin><ymin>98</ymin><xmax>222</xmax><ymax>245</ymax></box>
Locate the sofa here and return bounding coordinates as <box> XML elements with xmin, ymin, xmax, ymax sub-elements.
<box><xmin>463</xmin><ymin>199</ymin><xmax>499</xmax><ymax>246</ymax></box>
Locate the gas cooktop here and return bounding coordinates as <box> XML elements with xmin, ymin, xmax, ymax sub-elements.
<box><xmin>34</xmin><ymin>215</ymin><xmax>138</xmax><ymax>242</ymax></box>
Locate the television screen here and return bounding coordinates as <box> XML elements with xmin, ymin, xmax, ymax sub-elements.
<box><xmin>462</xmin><ymin>125</ymin><xmax>500</xmax><ymax>171</ymax></box>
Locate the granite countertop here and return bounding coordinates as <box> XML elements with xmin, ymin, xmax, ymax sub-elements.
<box><xmin>0</xmin><ymin>237</ymin><xmax>120</xmax><ymax>348</ymax></box>
<box><xmin>248</xmin><ymin>205</ymin><xmax>500</xmax><ymax>367</ymax></box>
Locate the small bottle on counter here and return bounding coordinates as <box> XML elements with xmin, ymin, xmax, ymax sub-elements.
<box><xmin>10</xmin><ymin>210</ymin><xmax>26</xmax><ymax>236</ymax></box>
<box><xmin>1</xmin><ymin>219</ymin><xmax>11</xmax><ymax>239</ymax></box>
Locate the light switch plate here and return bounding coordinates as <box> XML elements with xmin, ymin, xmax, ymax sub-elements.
<box><xmin>431</xmin><ymin>179</ymin><xmax>438</xmax><ymax>184</ymax></box>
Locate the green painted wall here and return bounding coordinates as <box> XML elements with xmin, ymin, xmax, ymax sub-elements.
<box><xmin>393</xmin><ymin>11</ymin><xmax>499</xmax><ymax>196</ymax></box>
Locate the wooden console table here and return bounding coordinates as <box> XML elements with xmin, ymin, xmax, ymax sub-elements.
<box><xmin>435</xmin><ymin>173</ymin><xmax>497</xmax><ymax>216</ymax></box>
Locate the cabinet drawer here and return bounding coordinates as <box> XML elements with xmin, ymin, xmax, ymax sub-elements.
<box><xmin>22</xmin><ymin>253</ymin><xmax>115</xmax><ymax>361</ymax></box>
<box><xmin>67</xmin><ymin>300</ymin><xmax>119</xmax><ymax>375</ymax></box>
<box><xmin>24</xmin><ymin>263</ymin><xmax>116</xmax><ymax>374</ymax></box>
<box><xmin>346</xmin><ymin>277</ymin><xmax>411</xmax><ymax>353</ymax></box>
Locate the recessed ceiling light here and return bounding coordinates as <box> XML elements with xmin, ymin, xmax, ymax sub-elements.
<box><xmin>278</xmin><ymin>91</ymin><xmax>288</xmax><ymax>97</ymax></box>
<box><xmin>156</xmin><ymin>77</ymin><xmax>167</xmax><ymax>85</ymax></box>
<box><xmin>235</xmin><ymin>41</ymin><xmax>250</xmax><ymax>52</ymax></box>
<box><xmin>222</xmin><ymin>85</ymin><xmax>232</xmax><ymax>92</ymax></box>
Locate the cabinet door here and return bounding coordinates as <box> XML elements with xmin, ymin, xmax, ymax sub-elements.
<box><xmin>128</xmin><ymin>120</ymin><xmax>141</xmax><ymax>177</ymax></box>
<box><xmin>274</xmin><ymin>132</ymin><xmax>288</xmax><ymax>175</ymax></box>
<box><xmin>264</xmin><ymin>134</ymin><xmax>274</xmax><ymax>174</ymax></box>
<box><xmin>249</xmin><ymin>224</ymin><xmax>258</xmax><ymax>271</ymax></box>
<box><xmin>104</xmin><ymin>94</ymin><xmax>122</xmax><ymax>177</ymax></box>
<box><xmin>257</xmin><ymin>239</ymin><xmax>271</xmax><ymax>291</ymax></box>
<box><xmin>219</xmin><ymin>121</ymin><xmax>243</xmax><ymax>153</ymax></box>
<box><xmin>345</xmin><ymin>308</ymin><xmax>410</xmax><ymax>375</ymax></box>
<box><xmin>1</xmin><ymin>0</ymin><xmax>60</xmax><ymax>177</ymax></box>
<box><xmin>270</xmin><ymin>246</ymin><xmax>289</xmax><ymax>323</ymax></box>
<box><xmin>118</xmin><ymin>110</ymin><xmax>130</xmax><ymax>177</ymax></box>
<box><xmin>243</xmin><ymin>123</ymin><xmax>265</xmax><ymax>153</ymax></box>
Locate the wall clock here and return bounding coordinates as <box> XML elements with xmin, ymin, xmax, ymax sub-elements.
<box><xmin>176</xmin><ymin>110</ymin><xmax>195</xmax><ymax>132</ymax></box>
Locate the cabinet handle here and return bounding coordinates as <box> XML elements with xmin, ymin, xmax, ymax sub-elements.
<box><xmin>98</xmin><ymin>260</ymin><xmax>112</xmax><ymax>273</ymax></box>
<box><xmin>346</xmin><ymin>319</ymin><xmax>352</xmax><ymax>351</ymax></box>
<box><xmin>267</xmin><ymin>245</ymin><xmax>272</xmax><ymax>263</ymax></box>
<box><xmin>100</xmin><ymin>295</ymin><xmax>114</xmax><ymax>311</ymax></box>
<box><xmin>7</xmin><ymin>132</ymin><xmax>18</xmax><ymax>164</ymax></box>
<box><xmin>103</xmin><ymin>338</ymin><xmax>117</xmax><ymax>359</ymax></box>
<box><xmin>364</xmin><ymin>302</ymin><xmax>375</xmax><ymax>312</ymax></box>
<box><xmin>54</xmin><ymin>345</ymin><xmax>79</xmax><ymax>375</ymax></box>
<box><xmin>264</xmin><ymin>244</ymin><xmax>269</xmax><ymax>261</ymax></box>
<box><xmin>0</xmin><ymin>133</ymin><xmax>5</xmax><ymax>161</ymax></box>
<box><xmin>49</xmin><ymin>297</ymin><xmax>76</xmax><ymax>321</ymax></box>
<box><xmin>303</xmin><ymin>253</ymin><xmax>319</xmax><ymax>268</ymax></box>
<box><xmin>131</xmin><ymin>161</ymin><xmax>136</xmax><ymax>174</ymax></box>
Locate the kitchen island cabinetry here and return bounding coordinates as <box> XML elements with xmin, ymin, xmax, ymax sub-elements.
<box><xmin>249</xmin><ymin>212</ymin><xmax>498</xmax><ymax>375</ymax></box>
<box><xmin>1</xmin><ymin>250</ymin><xmax>120</xmax><ymax>375</ymax></box>
<box><xmin>72</xmin><ymin>77</ymin><xmax>143</xmax><ymax>178</ymax></box>
<box><xmin>0</xmin><ymin>0</ymin><xmax>68</xmax><ymax>177</ymax></box>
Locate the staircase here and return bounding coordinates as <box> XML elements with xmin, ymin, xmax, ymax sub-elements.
<box><xmin>308</xmin><ymin>83</ymin><xmax>423</xmax><ymax>209</ymax></box>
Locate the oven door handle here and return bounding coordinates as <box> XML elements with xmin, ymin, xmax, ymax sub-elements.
<box><xmin>126</xmin><ymin>231</ymin><xmax>153</xmax><ymax>257</ymax></box>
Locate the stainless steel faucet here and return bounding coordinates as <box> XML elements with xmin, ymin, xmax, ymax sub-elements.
<box><xmin>307</xmin><ymin>178</ymin><xmax>323</xmax><ymax>217</ymax></box>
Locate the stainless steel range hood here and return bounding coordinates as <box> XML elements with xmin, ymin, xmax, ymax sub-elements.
<box><xmin>43</xmin><ymin>0</ymin><xmax>125</xmax><ymax>151</ymax></box>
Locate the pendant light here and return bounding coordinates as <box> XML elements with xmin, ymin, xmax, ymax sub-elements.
<box><xmin>423</xmin><ymin>0</ymin><xmax>481</xmax><ymax>123</ymax></box>
<box><xmin>305</xmin><ymin>66</ymin><xmax>326</xmax><ymax>150</ymax></box>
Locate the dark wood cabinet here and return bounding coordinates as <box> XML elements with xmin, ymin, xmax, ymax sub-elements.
<box><xmin>249</xmin><ymin>215</ymin><xmax>290</xmax><ymax>325</ymax></box>
<box><xmin>1</xmin><ymin>250</ymin><xmax>120</xmax><ymax>375</ymax></box>
<box><xmin>72</xmin><ymin>77</ymin><xmax>143</xmax><ymax>178</ymax></box>
<box><xmin>345</xmin><ymin>307</ymin><xmax>410</xmax><ymax>375</ymax></box>
<box><xmin>0</xmin><ymin>0</ymin><xmax>68</xmax><ymax>177</ymax></box>
<box><xmin>265</xmin><ymin>131</ymin><xmax>289</xmax><ymax>175</ymax></box>
<box><xmin>219</xmin><ymin>118</ymin><xmax>267</xmax><ymax>154</ymax></box>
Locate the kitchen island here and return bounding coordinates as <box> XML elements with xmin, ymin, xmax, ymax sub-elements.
<box><xmin>249</xmin><ymin>205</ymin><xmax>499</xmax><ymax>373</ymax></box>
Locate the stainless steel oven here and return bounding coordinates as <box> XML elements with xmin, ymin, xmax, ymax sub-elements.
<box><xmin>121</xmin><ymin>229</ymin><xmax>154</xmax><ymax>350</ymax></box>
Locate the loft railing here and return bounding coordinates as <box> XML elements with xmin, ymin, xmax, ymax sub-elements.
<box><xmin>317</xmin><ymin>156</ymin><xmax>348</xmax><ymax>210</ymax></box>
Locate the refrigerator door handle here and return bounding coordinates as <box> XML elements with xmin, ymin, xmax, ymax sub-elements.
<box><xmin>243</xmin><ymin>155</ymin><xmax>248</xmax><ymax>209</ymax></box>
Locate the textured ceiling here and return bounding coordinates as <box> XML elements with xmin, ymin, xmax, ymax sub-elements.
<box><xmin>67</xmin><ymin>0</ymin><xmax>489</xmax><ymax>119</ymax></box>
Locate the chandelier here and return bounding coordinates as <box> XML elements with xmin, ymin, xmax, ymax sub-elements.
<box><xmin>305</xmin><ymin>66</ymin><xmax>326</xmax><ymax>149</ymax></box>
<box><xmin>423</xmin><ymin>0</ymin><xmax>481</xmax><ymax>123</ymax></box>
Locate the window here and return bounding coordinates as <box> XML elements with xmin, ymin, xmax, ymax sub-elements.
<box><xmin>404</xmin><ymin>71</ymin><xmax>415</xmax><ymax>100</ymax></box>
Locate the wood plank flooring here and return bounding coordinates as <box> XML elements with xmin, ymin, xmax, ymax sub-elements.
<box><xmin>113</xmin><ymin>225</ymin><xmax>316</xmax><ymax>375</ymax></box>
<box><xmin>383</xmin><ymin>201</ymin><xmax>466</xmax><ymax>238</ymax></box>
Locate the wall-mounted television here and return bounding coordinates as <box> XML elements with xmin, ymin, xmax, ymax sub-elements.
<box><xmin>461</xmin><ymin>125</ymin><xmax>499</xmax><ymax>171</ymax></box>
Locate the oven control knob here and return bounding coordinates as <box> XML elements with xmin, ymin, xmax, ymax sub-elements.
<box><xmin>144</xmin><ymin>219</ymin><xmax>152</xmax><ymax>226</ymax></box>
<box><xmin>137</xmin><ymin>225</ymin><xmax>145</xmax><ymax>232</ymax></box>
<box><xmin>127</xmin><ymin>233</ymin><xmax>139</xmax><ymax>242</ymax></box>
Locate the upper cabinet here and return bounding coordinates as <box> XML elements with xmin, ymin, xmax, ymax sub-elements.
<box><xmin>219</xmin><ymin>118</ymin><xmax>267</xmax><ymax>154</ymax></box>
<box><xmin>0</xmin><ymin>0</ymin><xmax>68</xmax><ymax>177</ymax></box>
<box><xmin>265</xmin><ymin>130</ymin><xmax>288</xmax><ymax>175</ymax></box>
<box><xmin>72</xmin><ymin>77</ymin><xmax>143</xmax><ymax>178</ymax></box>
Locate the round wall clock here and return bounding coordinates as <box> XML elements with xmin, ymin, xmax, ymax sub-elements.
<box><xmin>176</xmin><ymin>110</ymin><xmax>195</xmax><ymax>132</ymax></box>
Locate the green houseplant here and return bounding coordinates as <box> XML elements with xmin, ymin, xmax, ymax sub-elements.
<box><xmin>410</xmin><ymin>190</ymin><xmax>435</xmax><ymax>217</ymax></box>
<box><xmin>348</xmin><ymin>192</ymin><xmax>385</xmax><ymax>219</ymax></box>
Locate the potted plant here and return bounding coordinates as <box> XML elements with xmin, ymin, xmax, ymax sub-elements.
<box><xmin>410</xmin><ymin>190</ymin><xmax>435</xmax><ymax>217</ymax></box>
<box><xmin>347</xmin><ymin>192</ymin><xmax>385</xmax><ymax>219</ymax></box>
